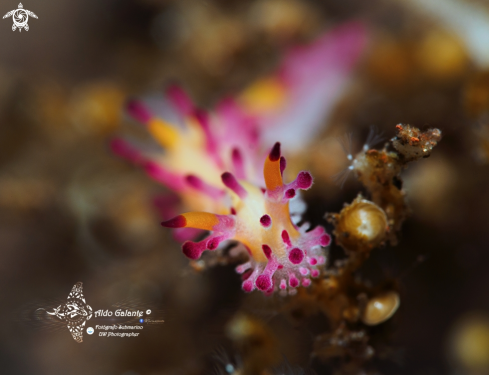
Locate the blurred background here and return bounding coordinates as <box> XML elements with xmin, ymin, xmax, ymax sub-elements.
<box><xmin>1</xmin><ymin>0</ymin><xmax>489</xmax><ymax>374</ymax></box>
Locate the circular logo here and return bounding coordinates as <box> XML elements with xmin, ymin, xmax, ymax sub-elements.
<box><xmin>146</xmin><ymin>309</ymin><xmax>151</xmax><ymax>315</ymax></box>
<box><xmin>86</xmin><ymin>327</ymin><xmax>94</xmax><ymax>335</ymax></box>
<box><xmin>13</xmin><ymin>9</ymin><xmax>28</xmax><ymax>28</ymax></box>
<box><xmin>139</xmin><ymin>318</ymin><xmax>144</xmax><ymax>323</ymax></box>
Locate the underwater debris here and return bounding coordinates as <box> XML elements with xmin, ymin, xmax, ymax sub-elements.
<box><xmin>313</xmin><ymin>322</ymin><xmax>373</xmax><ymax>362</ymax></box>
<box><xmin>391</xmin><ymin>124</ymin><xmax>442</xmax><ymax>162</ymax></box>
<box><xmin>162</xmin><ymin>142</ymin><xmax>330</xmax><ymax>294</ymax></box>
<box><xmin>327</xmin><ymin>195</ymin><xmax>388</xmax><ymax>254</ymax></box>
<box><xmin>339</xmin><ymin>124</ymin><xmax>442</xmax><ymax>245</ymax></box>
<box><xmin>279</xmin><ymin>270</ymin><xmax>400</xmax><ymax>372</ymax></box>
<box><xmin>277</xmin><ymin>124</ymin><xmax>439</xmax><ymax>370</ymax></box>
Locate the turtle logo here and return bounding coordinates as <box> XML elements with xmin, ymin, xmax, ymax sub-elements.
<box><xmin>3</xmin><ymin>3</ymin><xmax>37</xmax><ymax>32</ymax></box>
<box><xmin>44</xmin><ymin>282</ymin><xmax>93</xmax><ymax>343</ymax></box>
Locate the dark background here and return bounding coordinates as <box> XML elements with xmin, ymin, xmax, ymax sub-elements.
<box><xmin>1</xmin><ymin>0</ymin><xmax>489</xmax><ymax>374</ymax></box>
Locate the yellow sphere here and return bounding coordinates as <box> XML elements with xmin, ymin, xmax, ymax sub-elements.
<box><xmin>449</xmin><ymin>313</ymin><xmax>489</xmax><ymax>372</ymax></box>
<box><xmin>362</xmin><ymin>291</ymin><xmax>400</xmax><ymax>326</ymax></box>
<box><xmin>334</xmin><ymin>196</ymin><xmax>388</xmax><ymax>252</ymax></box>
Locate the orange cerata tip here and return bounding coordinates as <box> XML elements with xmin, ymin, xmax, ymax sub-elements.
<box><xmin>161</xmin><ymin>212</ymin><xmax>221</xmax><ymax>231</ymax></box>
<box><xmin>264</xmin><ymin>142</ymin><xmax>283</xmax><ymax>191</ymax></box>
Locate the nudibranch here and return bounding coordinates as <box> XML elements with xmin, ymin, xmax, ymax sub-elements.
<box><xmin>162</xmin><ymin>142</ymin><xmax>330</xmax><ymax>294</ymax></box>
<box><xmin>111</xmin><ymin>85</ymin><xmax>265</xmax><ymax>241</ymax></box>
<box><xmin>111</xmin><ymin>22</ymin><xmax>366</xmax><ymax>240</ymax></box>
<box><xmin>110</xmin><ymin>24</ymin><xmax>363</xmax><ymax>292</ymax></box>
